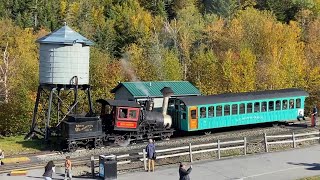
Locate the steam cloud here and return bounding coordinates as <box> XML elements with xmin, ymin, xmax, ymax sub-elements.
<box><xmin>120</xmin><ymin>57</ymin><xmax>150</xmax><ymax>96</ymax></box>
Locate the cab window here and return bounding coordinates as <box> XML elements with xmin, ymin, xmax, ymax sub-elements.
<box><xmin>129</xmin><ymin>110</ymin><xmax>137</xmax><ymax>119</ymax></box>
<box><xmin>118</xmin><ymin>108</ymin><xmax>128</xmax><ymax>118</ymax></box>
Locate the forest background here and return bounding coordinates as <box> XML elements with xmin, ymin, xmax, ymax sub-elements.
<box><xmin>0</xmin><ymin>0</ymin><xmax>320</xmax><ymax>136</ymax></box>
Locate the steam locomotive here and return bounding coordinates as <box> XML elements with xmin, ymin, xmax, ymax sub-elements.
<box><xmin>58</xmin><ymin>86</ymin><xmax>309</xmax><ymax>152</ymax></box>
<box><xmin>60</xmin><ymin>87</ymin><xmax>174</xmax><ymax>152</ymax></box>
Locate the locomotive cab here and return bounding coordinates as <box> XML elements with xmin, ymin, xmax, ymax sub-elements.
<box><xmin>96</xmin><ymin>99</ymin><xmax>141</xmax><ymax>132</ymax></box>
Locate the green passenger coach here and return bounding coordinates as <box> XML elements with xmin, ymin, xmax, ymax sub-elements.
<box><xmin>168</xmin><ymin>88</ymin><xmax>309</xmax><ymax>132</ymax></box>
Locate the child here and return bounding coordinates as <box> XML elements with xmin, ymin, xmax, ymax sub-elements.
<box><xmin>64</xmin><ymin>156</ymin><xmax>72</xmax><ymax>180</ymax></box>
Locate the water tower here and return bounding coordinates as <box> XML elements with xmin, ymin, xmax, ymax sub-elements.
<box><xmin>26</xmin><ymin>23</ymin><xmax>94</xmax><ymax>140</ymax></box>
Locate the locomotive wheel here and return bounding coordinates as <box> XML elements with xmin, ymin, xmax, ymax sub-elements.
<box><xmin>94</xmin><ymin>139</ymin><xmax>103</xmax><ymax>148</ymax></box>
<box><xmin>161</xmin><ymin>134</ymin><xmax>166</xmax><ymax>140</ymax></box>
<box><xmin>68</xmin><ymin>142</ymin><xmax>78</xmax><ymax>152</ymax></box>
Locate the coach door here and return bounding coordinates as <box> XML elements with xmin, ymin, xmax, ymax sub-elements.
<box><xmin>189</xmin><ymin>107</ymin><xmax>198</xmax><ymax>130</ymax></box>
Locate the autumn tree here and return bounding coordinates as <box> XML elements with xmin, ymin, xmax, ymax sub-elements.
<box><xmin>0</xmin><ymin>19</ymin><xmax>38</xmax><ymax>135</ymax></box>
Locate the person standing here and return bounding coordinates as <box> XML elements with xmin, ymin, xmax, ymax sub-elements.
<box><xmin>179</xmin><ymin>162</ymin><xmax>192</xmax><ymax>180</ymax></box>
<box><xmin>64</xmin><ymin>156</ymin><xmax>72</xmax><ymax>180</ymax></box>
<box><xmin>312</xmin><ymin>105</ymin><xmax>318</xmax><ymax>126</ymax></box>
<box><xmin>0</xmin><ymin>149</ymin><xmax>4</xmax><ymax>166</ymax></box>
<box><xmin>146</xmin><ymin>139</ymin><xmax>156</xmax><ymax>172</ymax></box>
<box><xmin>43</xmin><ymin>161</ymin><xmax>55</xmax><ymax>180</ymax></box>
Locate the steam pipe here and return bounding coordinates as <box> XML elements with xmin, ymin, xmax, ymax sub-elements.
<box><xmin>162</xmin><ymin>97</ymin><xmax>169</xmax><ymax>115</ymax></box>
<box><xmin>160</xmin><ymin>87</ymin><xmax>174</xmax><ymax>115</ymax></box>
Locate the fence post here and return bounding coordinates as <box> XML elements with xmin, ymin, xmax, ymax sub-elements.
<box><xmin>292</xmin><ymin>132</ymin><xmax>296</xmax><ymax>148</ymax></box>
<box><xmin>143</xmin><ymin>149</ymin><xmax>147</xmax><ymax>171</ymax></box>
<box><xmin>189</xmin><ymin>143</ymin><xmax>193</xmax><ymax>163</ymax></box>
<box><xmin>244</xmin><ymin>137</ymin><xmax>247</xmax><ymax>155</ymax></box>
<box><xmin>218</xmin><ymin>140</ymin><xmax>221</xmax><ymax>159</ymax></box>
<box><xmin>91</xmin><ymin>156</ymin><xmax>95</xmax><ymax>178</ymax></box>
<box><xmin>264</xmin><ymin>133</ymin><xmax>268</xmax><ymax>153</ymax></box>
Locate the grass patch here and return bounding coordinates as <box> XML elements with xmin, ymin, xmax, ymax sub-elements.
<box><xmin>0</xmin><ymin>135</ymin><xmax>46</xmax><ymax>156</ymax></box>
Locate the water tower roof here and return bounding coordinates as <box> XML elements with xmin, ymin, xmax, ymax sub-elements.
<box><xmin>36</xmin><ymin>24</ymin><xmax>93</xmax><ymax>46</ymax></box>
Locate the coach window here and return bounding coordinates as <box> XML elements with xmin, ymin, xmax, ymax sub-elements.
<box><xmin>254</xmin><ymin>102</ymin><xmax>260</xmax><ymax>112</ymax></box>
<box><xmin>240</xmin><ymin>103</ymin><xmax>245</xmax><ymax>114</ymax></box>
<box><xmin>268</xmin><ymin>101</ymin><xmax>274</xmax><ymax>111</ymax></box>
<box><xmin>224</xmin><ymin>105</ymin><xmax>230</xmax><ymax>116</ymax></box>
<box><xmin>208</xmin><ymin>106</ymin><xmax>214</xmax><ymax>117</ymax></box>
<box><xmin>232</xmin><ymin>104</ymin><xmax>238</xmax><ymax>115</ymax></box>
<box><xmin>247</xmin><ymin>103</ymin><xmax>253</xmax><ymax>113</ymax></box>
<box><xmin>296</xmin><ymin>99</ymin><xmax>301</xmax><ymax>108</ymax></box>
<box><xmin>282</xmin><ymin>100</ymin><xmax>288</xmax><ymax>110</ymax></box>
<box><xmin>216</xmin><ymin>105</ymin><xmax>222</xmax><ymax>117</ymax></box>
<box><xmin>261</xmin><ymin>102</ymin><xmax>267</xmax><ymax>112</ymax></box>
<box><xmin>289</xmin><ymin>99</ymin><xmax>295</xmax><ymax>109</ymax></box>
<box><xmin>200</xmin><ymin>107</ymin><xmax>207</xmax><ymax>118</ymax></box>
<box><xmin>276</xmin><ymin>100</ymin><xmax>281</xmax><ymax>110</ymax></box>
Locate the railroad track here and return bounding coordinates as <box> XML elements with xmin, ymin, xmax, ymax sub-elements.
<box><xmin>0</xmin><ymin>121</ymin><xmax>316</xmax><ymax>174</ymax></box>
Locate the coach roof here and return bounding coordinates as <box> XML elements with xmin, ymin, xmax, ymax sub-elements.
<box><xmin>179</xmin><ymin>88</ymin><xmax>309</xmax><ymax>106</ymax></box>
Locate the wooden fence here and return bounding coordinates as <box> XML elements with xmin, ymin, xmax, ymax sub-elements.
<box><xmin>90</xmin><ymin>130</ymin><xmax>320</xmax><ymax>176</ymax></box>
<box><xmin>138</xmin><ymin>137</ymin><xmax>247</xmax><ymax>170</ymax></box>
<box><xmin>264</xmin><ymin>130</ymin><xmax>320</xmax><ymax>152</ymax></box>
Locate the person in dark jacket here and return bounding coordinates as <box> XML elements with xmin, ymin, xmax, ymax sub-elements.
<box><xmin>146</xmin><ymin>139</ymin><xmax>156</xmax><ymax>172</ymax></box>
<box><xmin>43</xmin><ymin>160</ymin><xmax>55</xmax><ymax>180</ymax></box>
<box><xmin>312</xmin><ymin>105</ymin><xmax>318</xmax><ymax>126</ymax></box>
<box><xmin>179</xmin><ymin>162</ymin><xmax>192</xmax><ymax>180</ymax></box>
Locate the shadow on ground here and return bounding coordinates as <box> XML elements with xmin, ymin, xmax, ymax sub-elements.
<box><xmin>288</xmin><ymin>162</ymin><xmax>320</xmax><ymax>170</ymax></box>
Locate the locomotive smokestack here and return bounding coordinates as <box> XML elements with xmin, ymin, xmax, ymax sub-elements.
<box><xmin>160</xmin><ymin>87</ymin><xmax>174</xmax><ymax>115</ymax></box>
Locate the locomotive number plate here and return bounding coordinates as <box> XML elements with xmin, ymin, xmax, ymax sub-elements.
<box><xmin>116</xmin><ymin>121</ymin><xmax>137</xmax><ymax>128</ymax></box>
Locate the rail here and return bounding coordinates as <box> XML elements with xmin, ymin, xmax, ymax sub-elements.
<box><xmin>264</xmin><ymin>130</ymin><xmax>320</xmax><ymax>152</ymax></box>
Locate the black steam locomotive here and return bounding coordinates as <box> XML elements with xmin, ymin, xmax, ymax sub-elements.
<box><xmin>60</xmin><ymin>87</ymin><xmax>174</xmax><ymax>152</ymax></box>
